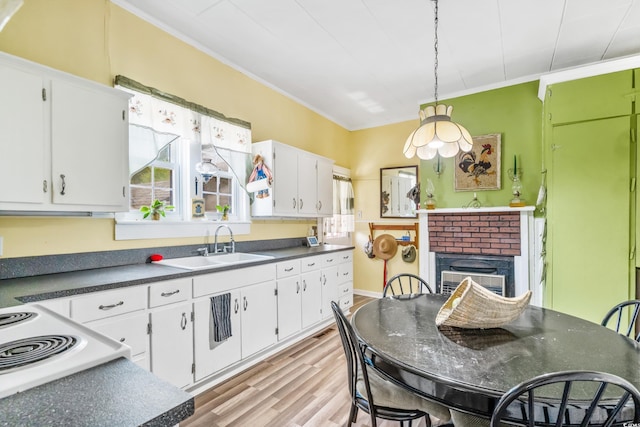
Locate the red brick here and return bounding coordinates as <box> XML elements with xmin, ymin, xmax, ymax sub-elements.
<box><xmin>491</xmin><ymin>243</ymin><xmax>511</xmax><ymax>249</ymax></box>
<box><xmin>499</xmin><ymin>227</ymin><xmax>519</xmax><ymax>233</ymax></box>
<box><xmin>481</xmin><ymin>227</ymin><xmax>499</xmax><ymax>233</ymax></box>
<box><xmin>444</xmin><ymin>226</ymin><xmax>462</xmax><ymax>232</ymax></box>
<box><xmin>470</xmin><ymin>221</ymin><xmax>489</xmax><ymax>227</ymax></box>
<box><xmin>462</xmin><ymin>247</ymin><xmax>483</xmax><ymax>254</ymax></box>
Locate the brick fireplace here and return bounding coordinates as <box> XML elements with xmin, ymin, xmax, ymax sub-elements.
<box><xmin>418</xmin><ymin>206</ymin><xmax>542</xmax><ymax>305</ymax></box>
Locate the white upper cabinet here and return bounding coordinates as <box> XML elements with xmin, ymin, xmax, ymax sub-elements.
<box><xmin>0</xmin><ymin>52</ymin><xmax>130</xmax><ymax>212</ymax></box>
<box><xmin>251</xmin><ymin>139</ymin><xmax>334</xmax><ymax>218</ymax></box>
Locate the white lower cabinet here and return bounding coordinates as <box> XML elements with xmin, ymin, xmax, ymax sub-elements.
<box><xmin>240</xmin><ymin>281</ymin><xmax>278</xmax><ymax>357</ymax></box>
<box><xmin>276</xmin><ymin>259</ymin><xmax>302</xmax><ymax>341</ymax></box>
<box><xmin>193</xmin><ymin>290</ymin><xmax>241</xmax><ymax>382</ymax></box>
<box><xmin>301</xmin><ymin>269</ymin><xmax>322</xmax><ymax>328</ymax></box>
<box><xmin>149</xmin><ymin>302</ymin><xmax>193</xmax><ymax>389</ymax></box>
<box><xmin>89</xmin><ymin>312</ymin><xmax>149</xmax><ymax>370</ymax></box>
<box><xmin>192</xmin><ymin>264</ymin><xmax>277</xmax><ymax>383</ymax></box>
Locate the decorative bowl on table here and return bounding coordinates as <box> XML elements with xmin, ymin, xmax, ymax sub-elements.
<box><xmin>435</xmin><ymin>277</ymin><xmax>532</xmax><ymax>329</ymax></box>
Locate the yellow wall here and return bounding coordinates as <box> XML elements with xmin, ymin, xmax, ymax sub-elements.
<box><xmin>0</xmin><ymin>0</ymin><xmax>350</xmax><ymax>257</ymax></box>
<box><xmin>349</xmin><ymin>121</ymin><xmax>421</xmax><ymax>295</ymax></box>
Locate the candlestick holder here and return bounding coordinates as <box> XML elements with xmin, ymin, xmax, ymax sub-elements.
<box><xmin>463</xmin><ymin>192</ymin><xmax>482</xmax><ymax>209</ymax></box>
<box><xmin>508</xmin><ymin>168</ymin><xmax>525</xmax><ymax>207</ymax></box>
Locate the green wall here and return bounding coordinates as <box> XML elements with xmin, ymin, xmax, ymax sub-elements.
<box><xmin>419</xmin><ymin>81</ymin><xmax>543</xmax><ymax>210</ymax></box>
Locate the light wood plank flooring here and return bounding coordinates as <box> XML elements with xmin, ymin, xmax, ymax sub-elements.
<box><xmin>180</xmin><ymin>295</ymin><xmax>430</xmax><ymax>427</ymax></box>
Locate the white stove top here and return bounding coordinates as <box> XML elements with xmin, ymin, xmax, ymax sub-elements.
<box><xmin>0</xmin><ymin>304</ymin><xmax>131</xmax><ymax>399</ymax></box>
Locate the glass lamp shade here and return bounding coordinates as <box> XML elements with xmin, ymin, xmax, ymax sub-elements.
<box><xmin>195</xmin><ymin>159</ymin><xmax>218</xmax><ymax>183</ymax></box>
<box><xmin>403</xmin><ymin>104</ymin><xmax>473</xmax><ymax>160</ymax></box>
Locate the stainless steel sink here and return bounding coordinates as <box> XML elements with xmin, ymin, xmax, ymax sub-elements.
<box><xmin>153</xmin><ymin>252</ymin><xmax>274</xmax><ymax>271</ymax></box>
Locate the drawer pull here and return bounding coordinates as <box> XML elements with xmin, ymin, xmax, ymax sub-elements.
<box><xmin>326</xmin><ymin>258</ymin><xmax>333</xmax><ymax>263</ymax></box>
<box><xmin>234</xmin><ymin>298</ymin><xmax>239</xmax><ymax>314</ymax></box>
<box><xmin>99</xmin><ymin>301</ymin><xmax>124</xmax><ymax>310</ymax></box>
<box><xmin>119</xmin><ymin>337</ymin><xmax>126</xmax><ymax>342</ymax></box>
<box><xmin>343</xmin><ymin>255</ymin><xmax>349</xmax><ymax>260</ymax></box>
<box><xmin>284</xmin><ymin>267</ymin><xmax>294</xmax><ymax>272</ymax></box>
<box><xmin>343</xmin><ymin>288</ymin><xmax>350</xmax><ymax>293</ymax></box>
<box><xmin>343</xmin><ymin>272</ymin><xmax>349</xmax><ymax>276</ymax></box>
<box><xmin>296</xmin><ymin>281</ymin><xmax>300</xmax><ymax>294</ymax></box>
<box><xmin>307</xmin><ymin>262</ymin><xmax>315</xmax><ymax>267</ymax></box>
<box><xmin>161</xmin><ymin>289</ymin><xmax>180</xmax><ymax>297</ymax></box>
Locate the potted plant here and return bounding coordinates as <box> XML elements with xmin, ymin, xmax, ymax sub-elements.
<box><xmin>216</xmin><ymin>204</ymin><xmax>230</xmax><ymax>221</ymax></box>
<box><xmin>140</xmin><ymin>199</ymin><xmax>174</xmax><ymax>220</ymax></box>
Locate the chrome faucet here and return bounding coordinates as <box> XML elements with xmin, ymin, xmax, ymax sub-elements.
<box><xmin>214</xmin><ymin>225</ymin><xmax>235</xmax><ymax>254</ymax></box>
<box><xmin>196</xmin><ymin>247</ymin><xmax>209</xmax><ymax>256</ymax></box>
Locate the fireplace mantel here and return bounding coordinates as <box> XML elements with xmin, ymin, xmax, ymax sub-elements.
<box><xmin>418</xmin><ymin>206</ymin><xmax>543</xmax><ymax>306</ymax></box>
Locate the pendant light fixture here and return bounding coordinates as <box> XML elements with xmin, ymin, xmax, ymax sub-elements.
<box><xmin>403</xmin><ymin>0</ymin><xmax>473</xmax><ymax>160</ymax></box>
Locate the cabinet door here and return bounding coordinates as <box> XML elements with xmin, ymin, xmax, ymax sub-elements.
<box><xmin>277</xmin><ymin>276</ymin><xmax>302</xmax><ymax>340</ymax></box>
<box><xmin>547</xmin><ymin>71</ymin><xmax>632</xmax><ymax>125</ymax></box>
<box><xmin>51</xmin><ymin>78</ymin><xmax>128</xmax><ymax>209</ymax></box>
<box><xmin>272</xmin><ymin>143</ymin><xmax>298</xmax><ymax>215</ymax></box>
<box><xmin>193</xmin><ymin>290</ymin><xmax>241</xmax><ymax>381</ymax></box>
<box><xmin>321</xmin><ymin>266</ymin><xmax>339</xmax><ymax>320</ymax></box>
<box><xmin>0</xmin><ymin>63</ymin><xmax>47</xmax><ymax>205</ymax></box>
<box><xmin>241</xmin><ymin>281</ymin><xmax>278</xmax><ymax>358</ymax></box>
<box><xmin>549</xmin><ymin>116</ymin><xmax>631</xmax><ymax>323</ymax></box>
<box><xmin>316</xmin><ymin>157</ymin><xmax>334</xmax><ymax>216</ymax></box>
<box><xmin>297</xmin><ymin>153</ymin><xmax>317</xmax><ymax>215</ymax></box>
<box><xmin>301</xmin><ymin>270</ymin><xmax>322</xmax><ymax>328</ymax></box>
<box><xmin>150</xmin><ymin>302</ymin><xmax>193</xmax><ymax>388</ymax></box>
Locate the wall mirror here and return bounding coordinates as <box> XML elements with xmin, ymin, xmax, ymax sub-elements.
<box><xmin>380</xmin><ymin>165</ymin><xmax>419</xmax><ymax>218</ymax></box>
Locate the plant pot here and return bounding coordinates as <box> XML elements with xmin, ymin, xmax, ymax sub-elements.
<box><xmin>152</xmin><ymin>212</ymin><xmax>160</xmax><ymax>221</ymax></box>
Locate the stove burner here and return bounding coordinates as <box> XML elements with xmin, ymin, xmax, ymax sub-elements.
<box><xmin>0</xmin><ymin>335</ymin><xmax>77</xmax><ymax>372</ymax></box>
<box><xmin>0</xmin><ymin>312</ymin><xmax>37</xmax><ymax>329</ymax></box>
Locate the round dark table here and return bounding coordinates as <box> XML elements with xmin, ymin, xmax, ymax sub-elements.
<box><xmin>351</xmin><ymin>294</ymin><xmax>640</xmax><ymax>418</ymax></box>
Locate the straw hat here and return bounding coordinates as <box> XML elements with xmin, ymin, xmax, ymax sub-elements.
<box><xmin>373</xmin><ymin>234</ymin><xmax>398</xmax><ymax>260</ymax></box>
<box><xmin>402</xmin><ymin>245</ymin><xmax>416</xmax><ymax>263</ymax></box>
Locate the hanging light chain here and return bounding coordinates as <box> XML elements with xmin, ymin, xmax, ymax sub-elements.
<box><xmin>433</xmin><ymin>0</ymin><xmax>439</xmax><ymax>104</ymax></box>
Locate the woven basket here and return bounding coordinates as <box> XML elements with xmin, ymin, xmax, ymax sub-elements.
<box><xmin>435</xmin><ymin>277</ymin><xmax>532</xmax><ymax>329</ymax></box>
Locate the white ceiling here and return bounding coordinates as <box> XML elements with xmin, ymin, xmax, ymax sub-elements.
<box><xmin>112</xmin><ymin>0</ymin><xmax>640</xmax><ymax>131</ymax></box>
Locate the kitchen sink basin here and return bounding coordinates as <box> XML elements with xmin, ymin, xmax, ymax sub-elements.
<box><xmin>153</xmin><ymin>252</ymin><xmax>274</xmax><ymax>270</ymax></box>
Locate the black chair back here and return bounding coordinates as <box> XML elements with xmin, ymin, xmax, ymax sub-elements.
<box><xmin>490</xmin><ymin>370</ymin><xmax>640</xmax><ymax>427</ymax></box>
<box><xmin>383</xmin><ymin>273</ymin><xmax>433</xmax><ymax>298</ymax></box>
<box><xmin>601</xmin><ymin>300</ymin><xmax>640</xmax><ymax>341</ymax></box>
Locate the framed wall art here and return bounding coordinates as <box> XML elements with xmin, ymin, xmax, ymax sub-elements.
<box><xmin>454</xmin><ymin>133</ymin><xmax>501</xmax><ymax>191</ymax></box>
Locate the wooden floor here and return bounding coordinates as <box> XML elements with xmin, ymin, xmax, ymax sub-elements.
<box><xmin>180</xmin><ymin>295</ymin><xmax>430</xmax><ymax>427</ymax></box>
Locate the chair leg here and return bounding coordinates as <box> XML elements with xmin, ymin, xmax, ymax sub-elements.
<box><xmin>348</xmin><ymin>404</ymin><xmax>358</xmax><ymax>425</ymax></box>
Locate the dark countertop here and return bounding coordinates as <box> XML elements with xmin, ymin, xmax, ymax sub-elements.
<box><xmin>0</xmin><ymin>244</ymin><xmax>354</xmax><ymax>308</ymax></box>
<box><xmin>0</xmin><ymin>358</ymin><xmax>194</xmax><ymax>427</ymax></box>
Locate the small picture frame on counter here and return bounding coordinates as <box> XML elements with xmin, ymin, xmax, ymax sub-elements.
<box><xmin>306</xmin><ymin>236</ymin><xmax>319</xmax><ymax>247</ymax></box>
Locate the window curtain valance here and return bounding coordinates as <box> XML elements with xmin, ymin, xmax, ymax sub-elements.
<box><xmin>114</xmin><ymin>75</ymin><xmax>252</xmax><ymax>174</ymax></box>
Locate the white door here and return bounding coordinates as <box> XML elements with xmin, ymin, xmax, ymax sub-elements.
<box><xmin>316</xmin><ymin>158</ymin><xmax>334</xmax><ymax>216</ymax></box>
<box><xmin>321</xmin><ymin>266</ymin><xmax>339</xmax><ymax>320</ymax></box>
<box><xmin>150</xmin><ymin>302</ymin><xmax>193</xmax><ymax>388</ymax></box>
<box><xmin>272</xmin><ymin>143</ymin><xmax>298</xmax><ymax>215</ymax></box>
<box><xmin>301</xmin><ymin>270</ymin><xmax>322</xmax><ymax>328</ymax></box>
<box><xmin>193</xmin><ymin>290</ymin><xmax>242</xmax><ymax>381</ymax></box>
<box><xmin>277</xmin><ymin>276</ymin><xmax>302</xmax><ymax>340</ymax></box>
<box><xmin>51</xmin><ymin>78</ymin><xmax>128</xmax><ymax>208</ymax></box>
<box><xmin>241</xmin><ymin>281</ymin><xmax>278</xmax><ymax>358</ymax></box>
<box><xmin>0</xmin><ymin>63</ymin><xmax>47</xmax><ymax>205</ymax></box>
<box><xmin>297</xmin><ymin>153</ymin><xmax>317</xmax><ymax>215</ymax></box>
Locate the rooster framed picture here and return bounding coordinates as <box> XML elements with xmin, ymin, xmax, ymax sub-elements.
<box><xmin>454</xmin><ymin>133</ymin><xmax>502</xmax><ymax>191</ymax></box>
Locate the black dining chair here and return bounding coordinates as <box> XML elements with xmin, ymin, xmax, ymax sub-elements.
<box><xmin>383</xmin><ymin>273</ymin><xmax>433</xmax><ymax>298</ymax></box>
<box><xmin>330</xmin><ymin>301</ymin><xmax>451</xmax><ymax>427</ymax></box>
<box><xmin>489</xmin><ymin>370</ymin><xmax>640</xmax><ymax>427</ymax></box>
<box><xmin>601</xmin><ymin>300</ymin><xmax>640</xmax><ymax>341</ymax></box>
